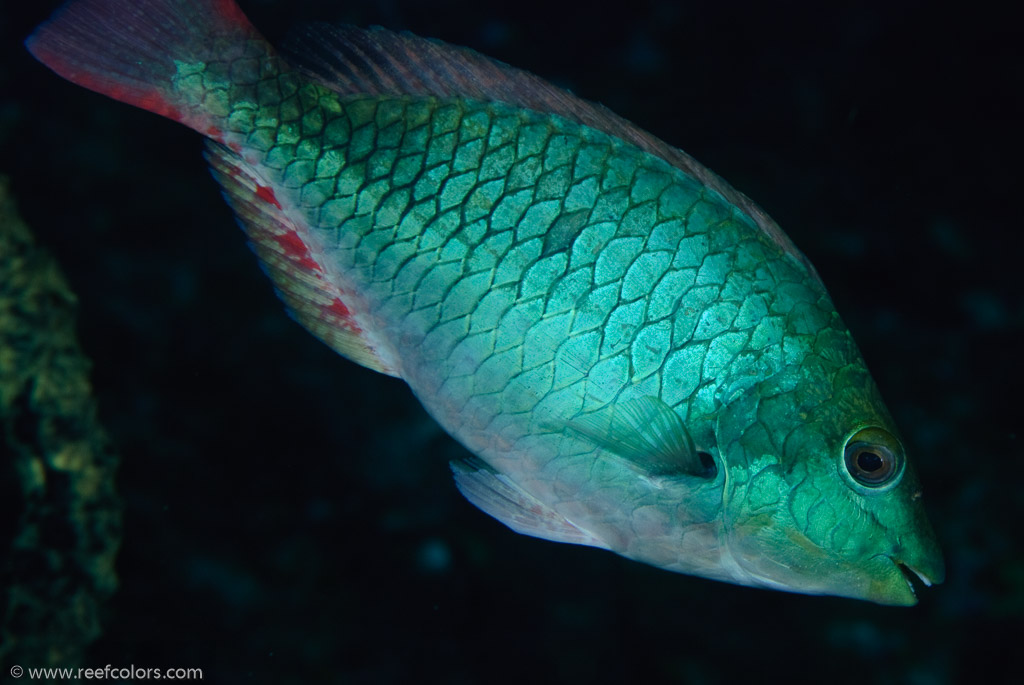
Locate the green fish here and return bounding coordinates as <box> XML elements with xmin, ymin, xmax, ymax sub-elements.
<box><xmin>27</xmin><ymin>0</ymin><xmax>943</xmax><ymax>604</ymax></box>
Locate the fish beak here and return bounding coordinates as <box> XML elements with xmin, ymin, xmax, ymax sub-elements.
<box><xmin>898</xmin><ymin>561</ymin><xmax>935</xmax><ymax>588</ymax></box>
<box><xmin>885</xmin><ymin>554</ymin><xmax>944</xmax><ymax>604</ymax></box>
<box><xmin>877</xmin><ymin>524</ymin><xmax>945</xmax><ymax>604</ymax></box>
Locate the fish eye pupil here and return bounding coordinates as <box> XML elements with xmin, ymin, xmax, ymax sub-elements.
<box><xmin>847</xmin><ymin>446</ymin><xmax>892</xmax><ymax>484</ymax></box>
<box><xmin>856</xmin><ymin>450</ymin><xmax>884</xmax><ymax>473</ymax></box>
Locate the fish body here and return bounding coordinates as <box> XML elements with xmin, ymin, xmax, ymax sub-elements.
<box><xmin>27</xmin><ymin>0</ymin><xmax>943</xmax><ymax>604</ymax></box>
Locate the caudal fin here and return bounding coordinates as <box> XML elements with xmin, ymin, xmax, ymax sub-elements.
<box><xmin>26</xmin><ymin>0</ymin><xmax>273</xmax><ymax>136</ymax></box>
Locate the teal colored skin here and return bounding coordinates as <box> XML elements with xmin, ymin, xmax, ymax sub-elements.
<box><xmin>215</xmin><ymin>78</ymin><xmax>943</xmax><ymax>604</ymax></box>
<box><xmin>28</xmin><ymin>0</ymin><xmax>944</xmax><ymax>604</ymax></box>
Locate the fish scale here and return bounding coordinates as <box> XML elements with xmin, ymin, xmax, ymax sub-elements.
<box><xmin>26</xmin><ymin>0</ymin><xmax>943</xmax><ymax>604</ymax></box>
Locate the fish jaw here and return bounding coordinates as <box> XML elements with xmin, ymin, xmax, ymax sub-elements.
<box><xmin>880</xmin><ymin>518</ymin><xmax>946</xmax><ymax>602</ymax></box>
<box><xmin>718</xmin><ymin>533</ymin><xmax>914</xmax><ymax>605</ymax></box>
<box><xmin>882</xmin><ymin>554</ymin><xmax>945</xmax><ymax>604</ymax></box>
<box><xmin>855</xmin><ymin>551</ymin><xmax>943</xmax><ymax>606</ymax></box>
<box><xmin>717</xmin><ymin>482</ymin><xmax>945</xmax><ymax>605</ymax></box>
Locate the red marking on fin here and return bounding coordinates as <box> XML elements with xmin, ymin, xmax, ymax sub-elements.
<box><xmin>327</xmin><ymin>298</ymin><xmax>352</xmax><ymax>319</ymax></box>
<box><xmin>272</xmin><ymin>230</ymin><xmax>305</xmax><ymax>254</ymax></box>
<box><xmin>205</xmin><ymin>141</ymin><xmax>398</xmax><ymax>377</ymax></box>
<box><xmin>102</xmin><ymin>84</ymin><xmax>183</xmax><ymax>122</ymax></box>
<box><xmin>271</xmin><ymin>229</ymin><xmax>320</xmax><ymax>272</ymax></box>
<box><xmin>255</xmin><ymin>184</ymin><xmax>283</xmax><ymax>209</ymax></box>
<box><xmin>210</xmin><ymin>0</ymin><xmax>256</xmax><ymax>27</ymax></box>
<box><xmin>326</xmin><ymin>298</ymin><xmax>360</xmax><ymax>333</ymax></box>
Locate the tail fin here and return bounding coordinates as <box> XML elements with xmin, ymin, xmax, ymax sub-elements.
<box><xmin>26</xmin><ymin>0</ymin><xmax>273</xmax><ymax>136</ymax></box>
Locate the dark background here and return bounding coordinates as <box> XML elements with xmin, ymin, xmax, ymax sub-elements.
<box><xmin>2</xmin><ymin>0</ymin><xmax>1021</xmax><ymax>682</ymax></box>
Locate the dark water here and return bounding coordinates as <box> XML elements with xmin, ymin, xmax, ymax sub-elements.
<box><xmin>1</xmin><ymin>0</ymin><xmax>1020</xmax><ymax>682</ymax></box>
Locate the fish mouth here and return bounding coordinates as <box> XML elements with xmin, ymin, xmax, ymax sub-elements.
<box><xmin>890</xmin><ymin>556</ymin><xmax>936</xmax><ymax>597</ymax></box>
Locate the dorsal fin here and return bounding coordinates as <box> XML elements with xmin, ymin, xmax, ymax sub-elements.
<box><xmin>204</xmin><ymin>141</ymin><xmax>399</xmax><ymax>377</ymax></box>
<box><xmin>283</xmin><ymin>24</ymin><xmax>816</xmax><ymax>276</ymax></box>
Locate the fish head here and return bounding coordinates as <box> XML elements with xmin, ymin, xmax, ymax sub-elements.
<box><xmin>714</xmin><ymin>365</ymin><xmax>944</xmax><ymax>605</ymax></box>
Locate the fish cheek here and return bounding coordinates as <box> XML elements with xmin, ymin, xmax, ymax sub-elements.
<box><xmin>726</xmin><ymin>461</ymin><xmax>857</xmax><ymax>583</ymax></box>
<box><xmin>723</xmin><ymin>463</ymin><xmax>798</xmax><ymax>560</ymax></box>
<box><xmin>790</xmin><ymin>471</ymin><xmax>848</xmax><ymax>550</ymax></box>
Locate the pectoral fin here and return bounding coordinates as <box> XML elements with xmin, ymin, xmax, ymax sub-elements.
<box><xmin>568</xmin><ymin>396</ymin><xmax>709</xmax><ymax>478</ymax></box>
<box><xmin>451</xmin><ymin>458</ymin><xmax>609</xmax><ymax>550</ymax></box>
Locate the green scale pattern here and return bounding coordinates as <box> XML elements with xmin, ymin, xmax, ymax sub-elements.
<box><xmin>222</xmin><ymin>77</ymin><xmax>856</xmax><ymax>470</ymax></box>
<box><xmin>24</xmin><ymin>0</ymin><xmax>944</xmax><ymax>604</ymax></box>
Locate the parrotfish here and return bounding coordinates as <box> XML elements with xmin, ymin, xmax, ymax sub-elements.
<box><xmin>27</xmin><ymin>0</ymin><xmax>943</xmax><ymax>604</ymax></box>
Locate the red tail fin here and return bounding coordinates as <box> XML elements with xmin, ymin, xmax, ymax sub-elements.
<box><xmin>26</xmin><ymin>0</ymin><xmax>273</xmax><ymax>136</ymax></box>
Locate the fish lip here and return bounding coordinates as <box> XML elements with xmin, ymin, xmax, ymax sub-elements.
<box><xmin>887</xmin><ymin>556</ymin><xmax>934</xmax><ymax>594</ymax></box>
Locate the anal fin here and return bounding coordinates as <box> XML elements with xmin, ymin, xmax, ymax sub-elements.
<box><xmin>451</xmin><ymin>458</ymin><xmax>609</xmax><ymax>550</ymax></box>
<box><xmin>204</xmin><ymin>142</ymin><xmax>398</xmax><ymax>377</ymax></box>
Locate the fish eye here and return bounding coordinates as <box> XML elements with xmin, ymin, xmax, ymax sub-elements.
<box><xmin>843</xmin><ymin>427</ymin><xmax>904</xmax><ymax>488</ymax></box>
